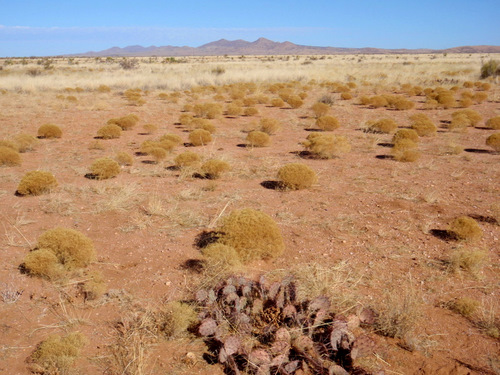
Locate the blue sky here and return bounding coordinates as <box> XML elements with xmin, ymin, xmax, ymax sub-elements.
<box><xmin>1</xmin><ymin>0</ymin><xmax>499</xmax><ymax>57</ymax></box>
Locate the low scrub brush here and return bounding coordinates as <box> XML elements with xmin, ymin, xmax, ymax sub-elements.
<box><xmin>115</xmin><ymin>151</ymin><xmax>134</xmax><ymax>166</ymax></box>
<box><xmin>27</xmin><ymin>332</ymin><xmax>86</xmax><ymax>374</ymax></box>
<box><xmin>226</xmin><ymin>103</ymin><xmax>243</xmax><ymax>116</ymax></box>
<box><xmin>174</xmin><ymin>151</ymin><xmax>201</xmax><ymax>168</ymax></box>
<box><xmin>448</xmin><ymin>248</ymin><xmax>486</xmax><ymax>275</ymax></box>
<box><xmin>260</xmin><ymin>118</ymin><xmax>281</xmax><ymax>135</ymax></box>
<box><xmin>0</xmin><ymin>146</ymin><xmax>21</xmax><ymax>166</ymax></box>
<box><xmin>392</xmin><ymin>139</ymin><xmax>420</xmax><ymax>162</ymax></box>
<box><xmin>243</xmin><ymin>107</ymin><xmax>259</xmax><ymax>116</ymax></box>
<box><xmin>89</xmin><ymin>157</ymin><xmax>121</xmax><ymax>179</ymax></box>
<box><xmin>80</xmin><ymin>270</ymin><xmax>107</xmax><ymax>301</ymax></box>
<box><xmin>285</xmin><ymin>95</ymin><xmax>304</xmax><ymax>109</ymax></box>
<box><xmin>277</xmin><ymin>163</ymin><xmax>317</xmax><ymax>190</ymax></box>
<box><xmin>16</xmin><ymin>171</ymin><xmax>57</xmax><ymax>196</ymax></box>
<box><xmin>367</xmin><ymin>118</ymin><xmax>398</xmax><ymax>134</ymax></box>
<box><xmin>107</xmin><ymin>114</ymin><xmax>138</xmax><ymax>130</ymax></box>
<box><xmin>160</xmin><ymin>302</ymin><xmax>198</xmax><ymax>338</ymax></box>
<box><xmin>392</xmin><ymin>129</ymin><xmax>419</xmax><ymax>144</ymax></box>
<box><xmin>486</xmin><ymin>133</ymin><xmax>500</xmax><ymax>152</ymax></box>
<box><xmin>316</xmin><ymin>115</ymin><xmax>340</xmax><ymax>131</ymax></box>
<box><xmin>449</xmin><ymin>216</ymin><xmax>483</xmax><ymax>241</ymax></box>
<box><xmin>37</xmin><ymin>124</ymin><xmax>62</xmax><ymax>139</ymax></box>
<box><xmin>14</xmin><ymin>134</ymin><xmax>38</xmax><ymax>152</ymax></box>
<box><xmin>97</xmin><ymin>124</ymin><xmax>122</xmax><ymax>139</ymax></box>
<box><xmin>270</xmin><ymin>98</ymin><xmax>285</xmax><ymax>107</ymax></box>
<box><xmin>189</xmin><ymin>129</ymin><xmax>212</xmax><ymax>146</ymax></box>
<box><xmin>159</xmin><ymin>133</ymin><xmax>182</xmax><ymax>146</ymax></box>
<box><xmin>246</xmin><ymin>131</ymin><xmax>270</xmax><ymax>147</ymax></box>
<box><xmin>190</xmin><ymin>118</ymin><xmax>216</xmax><ymax>134</ymax></box>
<box><xmin>201</xmin><ymin>243</ymin><xmax>242</xmax><ymax>272</ymax></box>
<box><xmin>201</xmin><ymin>159</ymin><xmax>230</xmax><ymax>179</ymax></box>
<box><xmin>409</xmin><ymin>114</ymin><xmax>437</xmax><ymax>136</ymax></box>
<box><xmin>486</xmin><ymin>116</ymin><xmax>500</xmax><ymax>130</ymax></box>
<box><xmin>0</xmin><ymin>139</ymin><xmax>19</xmax><ymax>151</ymax></box>
<box><xmin>193</xmin><ymin>103</ymin><xmax>223</xmax><ymax>119</ymax></box>
<box><xmin>452</xmin><ymin>109</ymin><xmax>482</xmax><ymax>127</ymax></box>
<box><xmin>302</xmin><ymin>133</ymin><xmax>351</xmax><ymax>159</ymax></box>
<box><xmin>311</xmin><ymin>102</ymin><xmax>330</xmax><ymax>118</ymax></box>
<box><xmin>213</xmin><ymin>208</ymin><xmax>285</xmax><ymax>263</ymax></box>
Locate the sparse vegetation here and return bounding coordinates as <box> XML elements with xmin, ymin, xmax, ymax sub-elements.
<box><xmin>188</xmin><ymin>129</ymin><xmax>212</xmax><ymax>146</ymax></box>
<box><xmin>302</xmin><ymin>133</ymin><xmax>351</xmax><ymax>158</ymax></box>
<box><xmin>16</xmin><ymin>171</ymin><xmax>58</xmax><ymax>196</ymax></box>
<box><xmin>246</xmin><ymin>130</ymin><xmax>270</xmax><ymax>147</ymax></box>
<box><xmin>89</xmin><ymin>157</ymin><xmax>121</xmax><ymax>179</ymax></box>
<box><xmin>367</xmin><ymin>118</ymin><xmax>398</xmax><ymax>134</ymax></box>
<box><xmin>448</xmin><ymin>216</ymin><xmax>483</xmax><ymax>241</ymax></box>
<box><xmin>174</xmin><ymin>151</ymin><xmax>201</xmax><ymax>168</ymax></box>
<box><xmin>316</xmin><ymin>115</ymin><xmax>340</xmax><ymax>131</ymax></box>
<box><xmin>485</xmin><ymin>116</ymin><xmax>500</xmax><ymax>130</ymax></box>
<box><xmin>0</xmin><ymin>146</ymin><xmax>21</xmax><ymax>166</ymax></box>
<box><xmin>259</xmin><ymin>118</ymin><xmax>281</xmax><ymax>135</ymax></box>
<box><xmin>201</xmin><ymin>159</ymin><xmax>230</xmax><ymax>179</ymax></box>
<box><xmin>277</xmin><ymin>163</ymin><xmax>317</xmax><ymax>190</ymax></box>
<box><xmin>97</xmin><ymin>124</ymin><xmax>122</xmax><ymax>139</ymax></box>
<box><xmin>37</xmin><ymin>124</ymin><xmax>62</xmax><ymax>139</ymax></box>
<box><xmin>486</xmin><ymin>133</ymin><xmax>500</xmax><ymax>151</ymax></box>
<box><xmin>107</xmin><ymin>114</ymin><xmax>139</xmax><ymax>130</ymax></box>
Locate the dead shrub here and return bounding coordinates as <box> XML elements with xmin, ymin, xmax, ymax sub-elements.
<box><xmin>243</xmin><ymin>107</ymin><xmax>259</xmax><ymax>116</ymax></box>
<box><xmin>16</xmin><ymin>171</ymin><xmax>58</xmax><ymax>196</ymax></box>
<box><xmin>392</xmin><ymin>129</ymin><xmax>419</xmax><ymax>144</ymax></box>
<box><xmin>409</xmin><ymin>114</ymin><xmax>437</xmax><ymax>136</ymax></box>
<box><xmin>473</xmin><ymin>92</ymin><xmax>488</xmax><ymax>104</ymax></box>
<box><xmin>0</xmin><ymin>139</ymin><xmax>19</xmax><ymax>151</ymax></box>
<box><xmin>270</xmin><ymin>98</ymin><xmax>285</xmax><ymax>107</ymax></box>
<box><xmin>436</xmin><ymin>91</ymin><xmax>456</xmax><ymax>108</ymax></box>
<box><xmin>260</xmin><ymin>118</ymin><xmax>281</xmax><ymax>135</ymax></box>
<box><xmin>277</xmin><ymin>163</ymin><xmax>317</xmax><ymax>190</ymax></box>
<box><xmin>159</xmin><ymin>133</ymin><xmax>182</xmax><ymax>146</ymax></box>
<box><xmin>178</xmin><ymin>113</ymin><xmax>194</xmax><ymax>126</ymax></box>
<box><xmin>201</xmin><ymin>159</ymin><xmax>230</xmax><ymax>179</ymax></box>
<box><xmin>285</xmin><ymin>95</ymin><xmax>304</xmax><ymax>109</ymax></box>
<box><xmin>369</xmin><ymin>96</ymin><xmax>388</xmax><ymax>108</ymax></box>
<box><xmin>246</xmin><ymin>131</ymin><xmax>270</xmax><ymax>147</ymax></box>
<box><xmin>190</xmin><ymin>118</ymin><xmax>216</xmax><ymax>133</ymax></box>
<box><xmin>201</xmin><ymin>243</ymin><xmax>242</xmax><ymax>273</ymax></box>
<box><xmin>27</xmin><ymin>332</ymin><xmax>86</xmax><ymax>374</ymax></box>
<box><xmin>302</xmin><ymin>133</ymin><xmax>351</xmax><ymax>159</ymax></box>
<box><xmin>107</xmin><ymin>114</ymin><xmax>138</xmax><ymax>130</ymax></box>
<box><xmin>449</xmin><ymin>216</ymin><xmax>483</xmax><ymax>241</ymax></box>
<box><xmin>214</xmin><ymin>208</ymin><xmax>285</xmax><ymax>263</ymax></box>
<box><xmin>114</xmin><ymin>151</ymin><xmax>134</xmax><ymax>166</ymax></box>
<box><xmin>80</xmin><ymin>270</ymin><xmax>107</xmax><ymax>300</ymax></box>
<box><xmin>189</xmin><ymin>129</ymin><xmax>212</xmax><ymax>146</ymax></box>
<box><xmin>193</xmin><ymin>103</ymin><xmax>223</xmax><ymax>119</ymax></box>
<box><xmin>486</xmin><ymin>133</ymin><xmax>500</xmax><ymax>152</ymax></box>
<box><xmin>452</xmin><ymin>109</ymin><xmax>482</xmax><ymax>127</ymax></box>
<box><xmin>97</xmin><ymin>124</ymin><xmax>122</xmax><ymax>139</ymax></box>
<box><xmin>392</xmin><ymin>139</ymin><xmax>420</xmax><ymax>162</ymax></box>
<box><xmin>449</xmin><ymin>113</ymin><xmax>471</xmax><ymax>131</ymax></box>
<box><xmin>0</xmin><ymin>146</ymin><xmax>21</xmax><ymax>166</ymax></box>
<box><xmin>340</xmin><ymin>92</ymin><xmax>353</xmax><ymax>100</ymax></box>
<box><xmin>142</xmin><ymin>123</ymin><xmax>158</xmax><ymax>134</ymax></box>
<box><xmin>391</xmin><ymin>97</ymin><xmax>415</xmax><ymax>110</ymax></box>
<box><xmin>22</xmin><ymin>248</ymin><xmax>65</xmax><ymax>280</ymax></box>
<box><xmin>311</xmin><ymin>102</ymin><xmax>330</xmax><ymax>118</ymax></box>
<box><xmin>174</xmin><ymin>151</ymin><xmax>201</xmax><ymax>168</ymax></box>
<box><xmin>242</xmin><ymin>96</ymin><xmax>258</xmax><ymax>107</ymax></box>
<box><xmin>14</xmin><ymin>134</ymin><xmax>38</xmax><ymax>152</ymax></box>
<box><xmin>316</xmin><ymin>115</ymin><xmax>340</xmax><ymax>131</ymax></box>
<box><xmin>448</xmin><ymin>248</ymin><xmax>487</xmax><ymax>275</ymax></box>
<box><xmin>226</xmin><ymin>103</ymin><xmax>243</xmax><ymax>116</ymax></box>
<box><xmin>447</xmin><ymin>298</ymin><xmax>479</xmax><ymax>318</ymax></box>
<box><xmin>160</xmin><ymin>301</ymin><xmax>198</xmax><ymax>338</ymax></box>
<box><xmin>37</xmin><ymin>124</ymin><xmax>62</xmax><ymax>139</ymax></box>
<box><xmin>89</xmin><ymin>157</ymin><xmax>121</xmax><ymax>179</ymax></box>
<box><xmin>485</xmin><ymin>116</ymin><xmax>500</xmax><ymax>130</ymax></box>
<box><xmin>367</xmin><ymin>118</ymin><xmax>398</xmax><ymax>134</ymax></box>
<box><xmin>148</xmin><ymin>147</ymin><xmax>167</xmax><ymax>163</ymax></box>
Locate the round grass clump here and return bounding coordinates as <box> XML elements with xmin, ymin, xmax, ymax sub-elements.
<box><xmin>14</xmin><ymin>134</ymin><xmax>38</xmax><ymax>152</ymax></box>
<box><xmin>391</xmin><ymin>139</ymin><xmax>420</xmax><ymax>162</ymax></box>
<box><xmin>485</xmin><ymin>116</ymin><xmax>500</xmax><ymax>130</ymax></box>
<box><xmin>369</xmin><ymin>96</ymin><xmax>388</xmax><ymax>108</ymax></box>
<box><xmin>302</xmin><ymin>133</ymin><xmax>351</xmax><ymax>159</ymax></box>
<box><xmin>286</xmin><ymin>95</ymin><xmax>303</xmax><ymax>109</ymax></box>
<box><xmin>0</xmin><ymin>140</ymin><xmax>19</xmax><ymax>152</ymax></box>
<box><xmin>22</xmin><ymin>248</ymin><xmax>65</xmax><ymax>280</ymax></box>
<box><xmin>260</xmin><ymin>118</ymin><xmax>281</xmax><ymax>135</ymax></box>
<box><xmin>409</xmin><ymin>114</ymin><xmax>437</xmax><ymax>136</ymax></box>
<box><xmin>114</xmin><ymin>151</ymin><xmax>134</xmax><ymax>166</ymax></box>
<box><xmin>0</xmin><ymin>146</ymin><xmax>21</xmax><ymax>166</ymax></box>
<box><xmin>226</xmin><ymin>103</ymin><xmax>243</xmax><ymax>116</ymax></box>
<box><xmin>270</xmin><ymin>98</ymin><xmax>285</xmax><ymax>107</ymax></box>
<box><xmin>16</xmin><ymin>171</ymin><xmax>58</xmax><ymax>196</ymax></box>
<box><xmin>107</xmin><ymin>114</ymin><xmax>138</xmax><ymax>130</ymax></box>
<box><xmin>89</xmin><ymin>157</ymin><xmax>120</xmax><ymax>179</ymax></box>
<box><xmin>174</xmin><ymin>151</ymin><xmax>201</xmax><ymax>168</ymax></box>
<box><xmin>277</xmin><ymin>163</ymin><xmax>317</xmax><ymax>190</ymax></box>
<box><xmin>37</xmin><ymin>124</ymin><xmax>62</xmax><ymax>139</ymax></box>
<box><xmin>449</xmin><ymin>113</ymin><xmax>470</xmax><ymax>131</ymax></box>
<box><xmin>215</xmin><ymin>208</ymin><xmax>284</xmax><ymax>263</ymax></box>
<box><xmin>148</xmin><ymin>147</ymin><xmax>168</xmax><ymax>163</ymax></box>
<box><xmin>368</xmin><ymin>118</ymin><xmax>398</xmax><ymax>134</ymax></box>
<box><xmin>311</xmin><ymin>102</ymin><xmax>330</xmax><ymax>118</ymax></box>
<box><xmin>452</xmin><ymin>109</ymin><xmax>482</xmax><ymax>127</ymax></box>
<box><xmin>392</xmin><ymin>129</ymin><xmax>419</xmax><ymax>144</ymax></box>
<box><xmin>189</xmin><ymin>129</ymin><xmax>212</xmax><ymax>146</ymax></box>
<box><xmin>246</xmin><ymin>131</ymin><xmax>270</xmax><ymax>147</ymax></box>
<box><xmin>316</xmin><ymin>116</ymin><xmax>340</xmax><ymax>131</ymax></box>
<box><xmin>191</xmin><ymin>118</ymin><xmax>216</xmax><ymax>134</ymax></box>
<box><xmin>243</xmin><ymin>107</ymin><xmax>259</xmax><ymax>116</ymax></box>
<box><xmin>201</xmin><ymin>159</ymin><xmax>230</xmax><ymax>179</ymax></box>
<box><xmin>202</xmin><ymin>243</ymin><xmax>242</xmax><ymax>270</ymax></box>
<box><xmin>159</xmin><ymin>133</ymin><xmax>182</xmax><ymax>146</ymax></box>
<box><xmin>486</xmin><ymin>133</ymin><xmax>500</xmax><ymax>152</ymax></box>
<box><xmin>96</xmin><ymin>124</ymin><xmax>122</xmax><ymax>139</ymax></box>
<box><xmin>449</xmin><ymin>216</ymin><xmax>483</xmax><ymax>241</ymax></box>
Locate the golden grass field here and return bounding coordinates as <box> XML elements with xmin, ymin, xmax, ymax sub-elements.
<box><xmin>0</xmin><ymin>53</ymin><xmax>499</xmax><ymax>375</ymax></box>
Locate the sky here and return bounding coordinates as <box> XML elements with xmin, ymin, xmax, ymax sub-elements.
<box><xmin>1</xmin><ymin>0</ymin><xmax>499</xmax><ymax>57</ymax></box>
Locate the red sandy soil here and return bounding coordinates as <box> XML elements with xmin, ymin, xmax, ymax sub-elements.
<box><xmin>0</xmin><ymin>83</ymin><xmax>499</xmax><ymax>374</ymax></box>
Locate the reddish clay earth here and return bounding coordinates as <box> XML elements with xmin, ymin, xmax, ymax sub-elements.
<box><xmin>0</xmin><ymin>80</ymin><xmax>499</xmax><ymax>375</ymax></box>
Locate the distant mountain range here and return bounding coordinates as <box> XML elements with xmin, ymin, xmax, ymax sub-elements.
<box><xmin>74</xmin><ymin>38</ymin><xmax>500</xmax><ymax>57</ymax></box>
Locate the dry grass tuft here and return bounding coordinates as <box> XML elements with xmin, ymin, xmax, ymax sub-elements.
<box><xmin>246</xmin><ymin>131</ymin><xmax>270</xmax><ymax>147</ymax></box>
<box><xmin>14</xmin><ymin>133</ymin><xmax>38</xmax><ymax>152</ymax></box>
<box><xmin>485</xmin><ymin>116</ymin><xmax>500</xmax><ymax>130</ymax></box>
<box><xmin>409</xmin><ymin>113</ymin><xmax>437</xmax><ymax>136</ymax></box>
<box><xmin>214</xmin><ymin>208</ymin><xmax>285</xmax><ymax>263</ymax></box>
<box><xmin>447</xmin><ymin>297</ymin><xmax>479</xmax><ymax>318</ymax></box>
<box><xmin>311</xmin><ymin>102</ymin><xmax>330</xmax><ymax>118</ymax></box>
<box><xmin>201</xmin><ymin>159</ymin><xmax>230</xmax><ymax>179</ymax></box>
<box><xmin>486</xmin><ymin>133</ymin><xmax>500</xmax><ymax>152</ymax></box>
<box><xmin>89</xmin><ymin>157</ymin><xmax>121</xmax><ymax>179</ymax></box>
<box><xmin>189</xmin><ymin>129</ymin><xmax>212</xmax><ymax>146</ymax></box>
<box><xmin>27</xmin><ymin>332</ymin><xmax>86</xmax><ymax>374</ymax></box>
<box><xmin>302</xmin><ymin>133</ymin><xmax>351</xmax><ymax>159</ymax></box>
<box><xmin>367</xmin><ymin>118</ymin><xmax>398</xmax><ymax>134</ymax></box>
<box><xmin>97</xmin><ymin>124</ymin><xmax>122</xmax><ymax>139</ymax></box>
<box><xmin>0</xmin><ymin>146</ymin><xmax>21</xmax><ymax>166</ymax></box>
<box><xmin>448</xmin><ymin>247</ymin><xmax>487</xmax><ymax>276</ymax></box>
<box><xmin>174</xmin><ymin>151</ymin><xmax>201</xmax><ymax>168</ymax></box>
<box><xmin>448</xmin><ymin>216</ymin><xmax>483</xmax><ymax>241</ymax></box>
<box><xmin>16</xmin><ymin>170</ymin><xmax>58</xmax><ymax>196</ymax></box>
<box><xmin>316</xmin><ymin>115</ymin><xmax>340</xmax><ymax>131</ymax></box>
<box><xmin>107</xmin><ymin>114</ymin><xmax>139</xmax><ymax>130</ymax></box>
<box><xmin>392</xmin><ymin>129</ymin><xmax>419</xmax><ymax>144</ymax></box>
<box><xmin>392</xmin><ymin>139</ymin><xmax>420</xmax><ymax>162</ymax></box>
<box><xmin>452</xmin><ymin>109</ymin><xmax>482</xmax><ymax>127</ymax></box>
<box><xmin>160</xmin><ymin>301</ymin><xmax>199</xmax><ymax>338</ymax></box>
<box><xmin>259</xmin><ymin>118</ymin><xmax>281</xmax><ymax>135</ymax></box>
<box><xmin>80</xmin><ymin>270</ymin><xmax>107</xmax><ymax>301</ymax></box>
<box><xmin>277</xmin><ymin>163</ymin><xmax>317</xmax><ymax>190</ymax></box>
<box><xmin>37</xmin><ymin>124</ymin><xmax>62</xmax><ymax>139</ymax></box>
<box><xmin>114</xmin><ymin>151</ymin><xmax>134</xmax><ymax>166</ymax></box>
